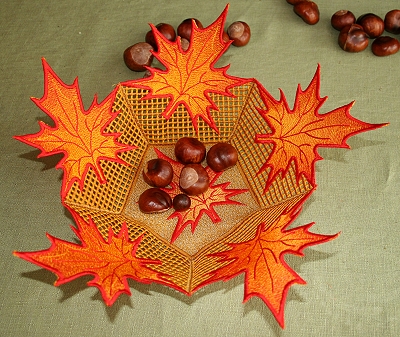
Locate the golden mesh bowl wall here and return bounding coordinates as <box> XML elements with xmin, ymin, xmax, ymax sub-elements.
<box><xmin>64</xmin><ymin>82</ymin><xmax>313</xmax><ymax>293</ymax></box>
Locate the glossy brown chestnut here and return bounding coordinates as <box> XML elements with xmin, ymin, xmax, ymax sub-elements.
<box><xmin>173</xmin><ymin>194</ymin><xmax>191</xmax><ymax>211</ymax></box>
<box><xmin>123</xmin><ymin>42</ymin><xmax>154</xmax><ymax>72</ymax></box>
<box><xmin>138</xmin><ymin>188</ymin><xmax>172</xmax><ymax>213</ymax></box>
<box><xmin>206</xmin><ymin>142</ymin><xmax>238</xmax><ymax>172</ymax></box>
<box><xmin>293</xmin><ymin>1</ymin><xmax>319</xmax><ymax>25</ymax></box>
<box><xmin>177</xmin><ymin>18</ymin><xmax>203</xmax><ymax>40</ymax></box>
<box><xmin>338</xmin><ymin>24</ymin><xmax>369</xmax><ymax>52</ymax></box>
<box><xmin>145</xmin><ymin>23</ymin><xmax>176</xmax><ymax>51</ymax></box>
<box><xmin>357</xmin><ymin>13</ymin><xmax>384</xmax><ymax>38</ymax></box>
<box><xmin>142</xmin><ymin>158</ymin><xmax>173</xmax><ymax>187</ymax></box>
<box><xmin>179</xmin><ymin>164</ymin><xmax>209</xmax><ymax>196</ymax></box>
<box><xmin>384</xmin><ymin>9</ymin><xmax>400</xmax><ymax>34</ymax></box>
<box><xmin>175</xmin><ymin>137</ymin><xmax>206</xmax><ymax>164</ymax></box>
<box><xmin>331</xmin><ymin>10</ymin><xmax>356</xmax><ymax>31</ymax></box>
<box><xmin>227</xmin><ymin>21</ymin><xmax>251</xmax><ymax>47</ymax></box>
<box><xmin>371</xmin><ymin>36</ymin><xmax>400</xmax><ymax>56</ymax></box>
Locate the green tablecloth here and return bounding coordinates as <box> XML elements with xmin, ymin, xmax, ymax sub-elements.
<box><xmin>1</xmin><ymin>1</ymin><xmax>399</xmax><ymax>336</ymax></box>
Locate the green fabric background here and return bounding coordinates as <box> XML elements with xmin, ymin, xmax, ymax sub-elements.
<box><xmin>1</xmin><ymin>0</ymin><xmax>399</xmax><ymax>336</ymax></box>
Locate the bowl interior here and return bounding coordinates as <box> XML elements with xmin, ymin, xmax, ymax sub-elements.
<box><xmin>63</xmin><ymin>82</ymin><xmax>313</xmax><ymax>292</ymax></box>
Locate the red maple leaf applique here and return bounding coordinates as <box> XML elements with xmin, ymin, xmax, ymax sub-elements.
<box><xmin>153</xmin><ymin>148</ymin><xmax>248</xmax><ymax>243</ymax></box>
<box><xmin>255</xmin><ymin>65</ymin><xmax>387</xmax><ymax>190</ymax></box>
<box><xmin>14</xmin><ymin>211</ymin><xmax>163</xmax><ymax>306</ymax></box>
<box><xmin>15</xmin><ymin>59</ymin><xmax>134</xmax><ymax>199</ymax></box>
<box><xmin>126</xmin><ymin>5</ymin><xmax>246</xmax><ymax>132</ymax></box>
<box><xmin>208</xmin><ymin>209</ymin><xmax>338</xmax><ymax>328</ymax></box>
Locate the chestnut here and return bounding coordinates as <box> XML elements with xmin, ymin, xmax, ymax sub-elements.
<box><xmin>179</xmin><ymin>164</ymin><xmax>209</xmax><ymax>196</ymax></box>
<box><xmin>357</xmin><ymin>13</ymin><xmax>384</xmax><ymax>38</ymax></box>
<box><xmin>331</xmin><ymin>10</ymin><xmax>356</xmax><ymax>31</ymax></box>
<box><xmin>384</xmin><ymin>10</ymin><xmax>400</xmax><ymax>34</ymax></box>
<box><xmin>138</xmin><ymin>188</ymin><xmax>172</xmax><ymax>213</ymax></box>
<box><xmin>371</xmin><ymin>36</ymin><xmax>400</xmax><ymax>56</ymax></box>
<box><xmin>123</xmin><ymin>42</ymin><xmax>154</xmax><ymax>72</ymax></box>
<box><xmin>222</xmin><ymin>30</ymin><xmax>230</xmax><ymax>44</ymax></box>
<box><xmin>206</xmin><ymin>142</ymin><xmax>238</xmax><ymax>172</ymax></box>
<box><xmin>173</xmin><ymin>194</ymin><xmax>191</xmax><ymax>211</ymax></box>
<box><xmin>142</xmin><ymin>158</ymin><xmax>173</xmax><ymax>187</ymax></box>
<box><xmin>338</xmin><ymin>24</ymin><xmax>369</xmax><ymax>52</ymax></box>
<box><xmin>143</xmin><ymin>67</ymin><xmax>162</xmax><ymax>78</ymax></box>
<box><xmin>180</xmin><ymin>38</ymin><xmax>190</xmax><ymax>51</ymax></box>
<box><xmin>177</xmin><ymin>18</ymin><xmax>203</xmax><ymax>40</ymax></box>
<box><xmin>174</xmin><ymin>137</ymin><xmax>206</xmax><ymax>164</ymax></box>
<box><xmin>227</xmin><ymin>21</ymin><xmax>251</xmax><ymax>47</ymax></box>
<box><xmin>145</xmin><ymin>23</ymin><xmax>176</xmax><ymax>51</ymax></box>
<box><xmin>293</xmin><ymin>1</ymin><xmax>320</xmax><ymax>25</ymax></box>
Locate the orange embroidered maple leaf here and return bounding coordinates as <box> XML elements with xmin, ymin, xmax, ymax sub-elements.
<box><xmin>14</xmin><ymin>211</ymin><xmax>163</xmax><ymax>306</ymax></box>
<box><xmin>128</xmin><ymin>5</ymin><xmax>245</xmax><ymax>132</ymax></box>
<box><xmin>15</xmin><ymin>59</ymin><xmax>134</xmax><ymax>199</ymax></box>
<box><xmin>153</xmin><ymin>148</ymin><xmax>247</xmax><ymax>243</ymax></box>
<box><xmin>208</xmin><ymin>209</ymin><xmax>338</xmax><ymax>328</ymax></box>
<box><xmin>255</xmin><ymin>66</ymin><xmax>387</xmax><ymax>189</ymax></box>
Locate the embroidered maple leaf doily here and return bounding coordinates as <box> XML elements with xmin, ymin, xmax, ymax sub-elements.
<box><xmin>14</xmin><ymin>4</ymin><xmax>387</xmax><ymax>329</ymax></box>
<box><xmin>208</xmin><ymin>209</ymin><xmax>338</xmax><ymax>327</ymax></box>
<box><xmin>254</xmin><ymin>66</ymin><xmax>385</xmax><ymax>190</ymax></box>
<box><xmin>14</xmin><ymin>59</ymin><xmax>134</xmax><ymax>199</ymax></box>
<box><xmin>15</xmin><ymin>212</ymin><xmax>165</xmax><ymax>305</ymax></box>
<box><xmin>125</xmin><ymin>6</ymin><xmax>246</xmax><ymax>132</ymax></box>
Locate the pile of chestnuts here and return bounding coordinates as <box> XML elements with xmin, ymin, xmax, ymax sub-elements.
<box><xmin>286</xmin><ymin>0</ymin><xmax>400</xmax><ymax>57</ymax></box>
<box><xmin>138</xmin><ymin>137</ymin><xmax>238</xmax><ymax>214</ymax></box>
<box><xmin>332</xmin><ymin>9</ymin><xmax>400</xmax><ymax>56</ymax></box>
<box><xmin>124</xmin><ymin>18</ymin><xmax>251</xmax><ymax>72</ymax></box>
